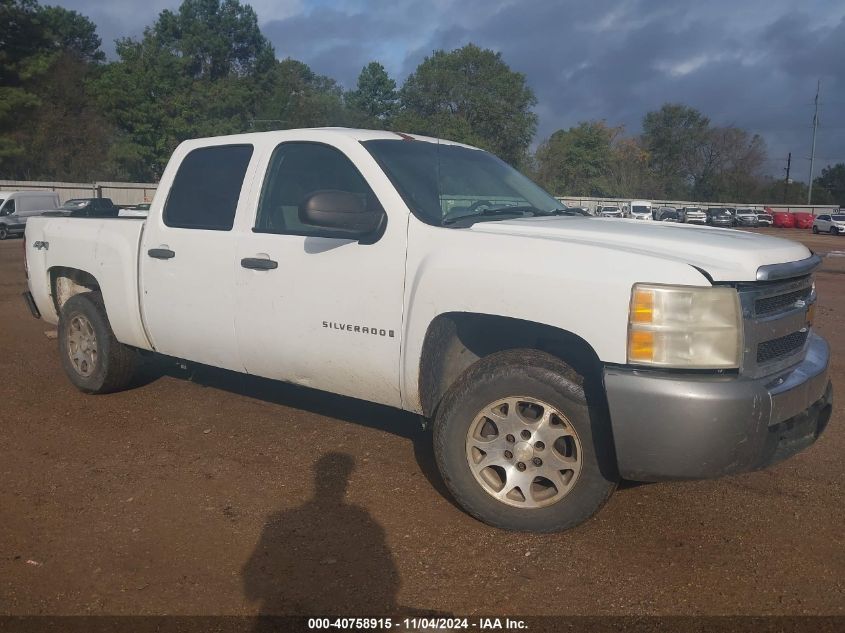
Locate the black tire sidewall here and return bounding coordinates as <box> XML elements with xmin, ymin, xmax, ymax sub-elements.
<box><xmin>0</xmin><ymin>225</ymin><xmax>7</xmax><ymax>240</ymax></box>
<box><xmin>434</xmin><ymin>351</ymin><xmax>617</xmax><ymax>532</ymax></box>
<box><xmin>58</xmin><ymin>293</ymin><xmax>113</xmax><ymax>393</ymax></box>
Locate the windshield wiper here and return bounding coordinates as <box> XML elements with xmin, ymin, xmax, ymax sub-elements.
<box><xmin>441</xmin><ymin>205</ymin><xmax>541</xmax><ymax>226</ymax></box>
<box><xmin>535</xmin><ymin>208</ymin><xmax>587</xmax><ymax>217</ymax></box>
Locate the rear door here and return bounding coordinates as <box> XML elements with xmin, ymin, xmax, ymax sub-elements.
<box><xmin>140</xmin><ymin>143</ymin><xmax>258</xmax><ymax>371</ymax></box>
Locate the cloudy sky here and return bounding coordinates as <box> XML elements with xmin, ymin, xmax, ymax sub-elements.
<box><xmin>56</xmin><ymin>0</ymin><xmax>845</xmax><ymax>182</ymax></box>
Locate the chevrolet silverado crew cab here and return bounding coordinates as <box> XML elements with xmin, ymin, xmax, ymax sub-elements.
<box><xmin>22</xmin><ymin>128</ymin><xmax>832</xmax><ymax>532</ymax></box>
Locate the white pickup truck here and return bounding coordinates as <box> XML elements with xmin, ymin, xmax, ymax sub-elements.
<box><xmin>22</xmin><ymin>128</ymin><xmax>832</xmax><ymax>532</ymax></box>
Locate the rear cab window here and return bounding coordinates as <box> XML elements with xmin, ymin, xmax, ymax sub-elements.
<box><xmin>164</xmin><ymin>144</ymin><xmax>254</xmax><ymax>230</ymax></box>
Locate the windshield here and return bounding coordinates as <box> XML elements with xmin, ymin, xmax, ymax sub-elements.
<box><xmin>362</xmin><ymin>139</ymin><xmax>562</xmax><ymax>225</ymax></box>
<box><xmin>833</xmin><ymin>215</ymin><xmax>845</xmax><ymax>221</ymax></box>
<box><xmin>603</xmin><ymin>207</ymin><xmax>620</xmax><ymax>212</ymax></box>
<box><xmin>661</xmin><ymin>211</ymin><xmax>679</xmax><ymax>219</ymax></box>
<box><xmin>632</xmin><ymin>206</ymin><xmax>650</xmax><ymax>214</ymax></box>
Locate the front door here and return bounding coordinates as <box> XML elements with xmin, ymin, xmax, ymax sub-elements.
<box><xmin>234</xmin><ymin>140</ymin><xmax>407</xmax><ymax>408</ymax></box>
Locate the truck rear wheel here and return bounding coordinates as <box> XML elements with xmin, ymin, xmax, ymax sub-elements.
<box><xmin>58</xmin><ymin>292</ymin><xmax>138</xmax><ymax>394</ymax></box>
<box><xmin>433</xmin><ymin>349</ymin><xmax>618</xmax><ymax>532</ymax></box>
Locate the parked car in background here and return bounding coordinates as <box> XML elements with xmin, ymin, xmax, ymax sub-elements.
<box><xmin>0</xmin><ymin>191</ymin><xmax>60</xmax><ymax>239</ymax></box>
<box><xmin>596</xmin><ymin>205</ymin><xmax>623</xmax><ymax>218</ymax></box>
<box><xmin>792</xmin><ymin>212</ymin><xmax>814</xmax><ymax>229</ymax></box>
<box><xmin>772</xmin><ymin>211</ymin><xmax>795</xmax><ymax>228</ymax></box>
<box><xmin>735</xmin><ymin>208</ymin><xmax>760</xmax><ymax>227</ymax></box>
<box><xmin>681</xmin><ymin>206</ymin><xmax>707</xmax><ymax>225</ymax></box>
<box><xmin>813</xmin><ymin>213</ymin><xmax>845</xmax><ymax>235</ymax></box>
<box><xmin>756</xmin><ymin>212</ymin><xmax>774</xmax><ymax>227</ymax></box>
<box><xmin>42</xmin><ymin>198</ymin><xmax>119</xmax><ymax>218</ymax></box>
<box><xmin>559</xmin><ymin>203</ymin><xmax>590</xmax><ymax>216</ymax></box>
<box><xmin>706</xmin><ymin>208</ymin><xmax>734</xmax><ymax>227</ymax></box>
<box><xmin>628</xmin><ymin>200</ymin><xmax>653</xmax><ymax>220</ymax></box>
<box><xmin>657</xmin><ymin>208</ymin><xmax>680</xmax><ymax>222</ymax></box>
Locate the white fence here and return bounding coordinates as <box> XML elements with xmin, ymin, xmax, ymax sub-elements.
<box><xmin>0</xmin><ymin>179</ymin><xmax>838</xmax><ymax>215</ymax></box>
<box><xmin>0</xmin><ymin>180</ymin><xmax>157</xmax><ymax>206</ymax></box>
<box><xmin>556</xmin><ymin>196</ymin><xmax>839</xmax><ymax>216</ymax></box>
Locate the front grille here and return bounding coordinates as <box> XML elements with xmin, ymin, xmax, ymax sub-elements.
<box><xmin>757</xmin><ymin>330</ymin><xmax>808</xmax><ymax>364</ymax></box>
<box><xmin>755</xmin><ymin>287</ymin><xmax>812</xmax><ymax>316</ymax></box>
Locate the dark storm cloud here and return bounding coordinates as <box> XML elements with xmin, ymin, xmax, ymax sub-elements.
<box><xmin>52</xmin><ymin>0</ymin><xmax>845</xmax><ymax>181</ymax></box>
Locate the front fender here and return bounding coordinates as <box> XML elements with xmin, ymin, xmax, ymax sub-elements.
<box><xmin>399</xmin><ymin>220</ymin><xmax>709</xmax><ymax>412</ymax></box>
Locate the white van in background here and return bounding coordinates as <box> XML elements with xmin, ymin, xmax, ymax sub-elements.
<box><xmin>628</xmin><ymin>200</ymin><xmax>653</xmax><ymax>220</ymax></box>
<box><xmin>0</xmin><ymin>191</ymin><xmax>60</xmax><ymax>239</ymax></box>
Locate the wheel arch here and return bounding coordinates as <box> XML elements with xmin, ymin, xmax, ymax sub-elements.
<box><xmin>418</xmin><ymin>312</ymin><xmax>605</xmax><ymax>419</ymax></box>
<box><xmin>49</xmin><ymin>266</ymin><xmax>101</xmax><ymax>315</ymax></box>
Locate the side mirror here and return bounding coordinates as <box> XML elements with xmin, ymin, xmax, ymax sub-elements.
<box><xmin>299</xmin><ymin>190</ymin><xmax>384</xmax><ymax>237</ymax></box>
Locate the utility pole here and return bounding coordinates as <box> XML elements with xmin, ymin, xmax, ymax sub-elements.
<box><xmin>783</xmin><ymin>152</ymin><xmax>791</xmax><ymax>203</ymax></box>
<box><xmin>807</xmin><ymin>80</ymin><xmax>820</xmax><ymax>204</ymax></box>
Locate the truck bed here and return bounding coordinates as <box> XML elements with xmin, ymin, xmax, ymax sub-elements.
<box><xmin>25</xmin><ymin>216</ymin><xmax>152</xmax><ymax>350</ymax></box>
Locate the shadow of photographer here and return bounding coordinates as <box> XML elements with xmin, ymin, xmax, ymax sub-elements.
<box><xmin>242</xmin><ymin>452</ymin><xmax>404</xmax><ymax>617</ymax></box>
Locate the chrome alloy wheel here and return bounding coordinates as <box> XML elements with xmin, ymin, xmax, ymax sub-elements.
<box><xmin>465</xmin><ymin>397</ymin><xmax>582</xmax><ymax>508</ymax></box>
<box><xmin>67</xmin><ymin>314</ymin><xmax>98</xmax><ymax>377</ymax></box>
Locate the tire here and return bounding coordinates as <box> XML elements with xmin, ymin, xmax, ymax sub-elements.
<box><xmin>58</xmin><ymin>291</ymin><xmax>138</xmax><ymax>394</ymax></box>
<box><xmin>830</xmin><ymin>227</ymin><xmax>837</xmax><ymax>235</ymax></box>
<box><xmin>812</xmin><ymin>225</ymin><xmax>819</xmax><ymax>234</ymax></box>
<box><xmin>0</xmin><ymin>225</ymin><xmax>8</xmax><ymax>240</ymax></box>
<box><xmin>433</xmin><ymin>349</ymin><xmax>618</xmax><ymax>532</ymax></box>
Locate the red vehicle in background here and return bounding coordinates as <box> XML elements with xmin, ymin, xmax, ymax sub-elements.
<box><xmin>772</xmin><ymin>211</ymin><xmax>795</xmax><ymax>228</ymax></box>
<box><xmin>792</xmin><ymin>212</ymin><xmax>814</xmax><ymax>229</ymax></box>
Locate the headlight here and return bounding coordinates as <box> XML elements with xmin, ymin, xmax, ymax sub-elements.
<box><xmin>627</xmin><ymin>284</ymin><xmax>742</xmax><ymax>368</ymax></box>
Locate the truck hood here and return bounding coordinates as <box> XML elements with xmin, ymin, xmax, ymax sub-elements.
<box><xmin>469</xmin><ymin>216</ymin><xmax>812</xmax><ymax>282</ymax></box>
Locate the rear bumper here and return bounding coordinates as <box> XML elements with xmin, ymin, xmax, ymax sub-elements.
<box><xmin>603</xmin><ymin>333</ymin><xmax>832</xmax><ymax>481</ymax></box>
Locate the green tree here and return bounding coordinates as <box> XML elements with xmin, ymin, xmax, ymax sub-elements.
<box><xmin>95</xmin><ymin>0</ymin><xmax>275</xmax><ymax>179</ymax></box>
<box><xmin>534</xmin><ymin>122</ymin><xmax>616</xmax><ymax>196</ymax></box>
<box><xmin>346</xmin><ymin>62</ymin><xmax>397</xmax><ymax>128</ymax></box>
<box><xmin>0</xmin><ymin>0</ymin><xmax>106</xmax><ymax>176</ymax></box>
<box><xmin>813</xmin><ymin>163</ymin><xmax>845</xmax><ymax>206</ymax></box>
<box><xmin>691</xmin><ymin>127</ymin><xmax>768</xmax><ymax>202</ymax></box>
<box><xmin>253</xmin><ymin>58</ymin><xmax>347</xmax><ymax>131</ymax></box>
<box><xmin>641</xmin><ymin>103</ymin><xmax>710</xmax><ymax>198</ymax></box>
<box><xmin>396</xmin><ymin>43</ymin><xmax>537</xmax><ymax>166</ymax></box>
<box><xmin>152</xmin><ymin>0</ymin><xmax>274</xmax><ymax>80</ymax></box>
<box><xmin>39</xmin><ymin>4</ymin><xmax>105</xmax><ymax>63</ymax></box>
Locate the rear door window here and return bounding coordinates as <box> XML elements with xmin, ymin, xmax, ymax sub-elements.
<box><xmin>164</xmin><ymin>144</ymin><xmax>253</xmax><ymax>230</ymax></box>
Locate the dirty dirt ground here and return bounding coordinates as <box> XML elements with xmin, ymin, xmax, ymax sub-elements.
<box><xmin>0</xmin><ymin>228</ymin><xmax>843</xmax><ymax>616</ymax></box>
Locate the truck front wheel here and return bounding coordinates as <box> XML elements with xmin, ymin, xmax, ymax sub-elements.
<box><xmin>58</xmin><ymin>292</ymin><xmax>139</xmax><ymax>394</ymax></box>
<box><xmin>433</xmin><ymin>349</ymin><xmax>618</xmax><ymax>532</ymax></box>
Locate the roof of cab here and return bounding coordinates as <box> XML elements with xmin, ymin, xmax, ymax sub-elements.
<box><xmin>176</xmin><ymin>127</ymin><xmax>480</xmax><ymax>150</ymax></box>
